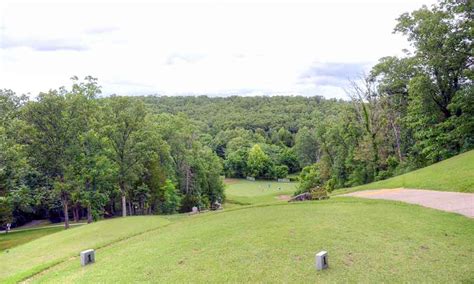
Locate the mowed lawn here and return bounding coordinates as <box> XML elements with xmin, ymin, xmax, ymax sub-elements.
<box><xmin>1</xmin><ymin>222</ymin><xmax>88</xmax><ymax>252</ymax></box>
<box><xmin>28</xmin><ymin>199</ymin><xmax>474</xmax><ymax>283</ymax></box>
<box><xmin>336</xmin><ymin>150</ymin><xmax>474</xmax><ymax>194</ymax></box>
<box><xmin>0</xmin><ymin>216</ymin><xmax>169</xmax><ymax>283</ymax></box>
<box><xmin>0</xmin><ymin>227</ymin><xmax>63</xmax><ymax>251</ymax></box>
<box><xmin>225</xmin><ymin>179</ymin><xmax>297</xmax><ymax>207</ymax></box>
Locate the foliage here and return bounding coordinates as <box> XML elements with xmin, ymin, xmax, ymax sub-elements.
<box><xmin>295</xmin><ymin>164</ymin><xmax>323</xmax><ymax>195</ymax></box>
<box><xmin>0</xmin><ymin>196</ymin><xmax>13</xmax><ymax>228</ymax></box>
<box><xmin>159</xmin><ymin>179</ymin><xmax>181</xmax><ymax>214</ymax></box>
<box><xmin>296</xmin><ymin>0</ymin><xmax>473</xmax><ymax>191</ymax></box>
<box><xmin>293</xmin><ymin>127</ymin><xmax>319</xmax><ymax>167</ymax></box>
<box><xmin>0</xmin><ymin>0</ymin><xmax>472</xmax><ymax>227</ymax></box>
<box><xmin>246</xmin><ymin>144</ymin><xmax>271</xmax><ymax>178</ymax></box>
<box><xmin>273</xmin><ymin>165</ymin><xmax>289</xmax><ymax>179</ymax></box>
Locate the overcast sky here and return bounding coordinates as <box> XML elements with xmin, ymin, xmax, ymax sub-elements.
<box><xmin>0</xmin><ymin>0</ymin><xmax>435</xmax><ymax>99</ymax></box>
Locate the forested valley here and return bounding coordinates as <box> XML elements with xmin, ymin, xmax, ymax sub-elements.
<box><xmin>0</xmin><ymin>0</ymin><xmax>472</xmax><ymax>229</ymax></box>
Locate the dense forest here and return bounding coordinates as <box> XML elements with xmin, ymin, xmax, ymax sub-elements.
<box><xmin>0</xmin><ymin>0</ymin><xmax>472</xmax><ymax>228</ymax></box>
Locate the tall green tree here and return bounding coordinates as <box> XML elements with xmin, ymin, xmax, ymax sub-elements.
<box><xmin>246</xmin><ymin>144</ymin><xmax>270</xmax><ymax>178</ymax></box>
<box><xmin>395</xmin><ymin>0</ymin><xmax>473</xmax><ymax>163</ymax></box>
<box><xmin>395</xmin><ymin>0</ymin><xmax>472</xmax><ymax>120</ymax></box>
<box><xmin>103</xmin><ymin>96</ymin><xmax>149</xmax><ymax>217</ymax></box>
<box><xmin>294</xmin><ymin>127</ymin><xmax>319</xmax><ymax>168</ymax></box>
<box><xmin>23</xmin><ymin>90</ymin><xmax>74</xmax><ymax>228</ymax></box>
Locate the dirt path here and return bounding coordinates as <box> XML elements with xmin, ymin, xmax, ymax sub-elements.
<box><xmin>343</xmin><ymin>188</ymin><xmax>474</xmax><ymax>218</ymax></box>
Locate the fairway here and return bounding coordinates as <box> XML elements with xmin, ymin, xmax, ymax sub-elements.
<box><xmin>27</xmin><ymin>199</ymin><xmax>474</xmax><ymax>283</ymax></box>
<box><xmin>225</xmin><ymin>179</ymin><xmax>297</xmax><ymax>207</ymax></box>
<box><xmin>1</xmin><ymin>0</ymin><xmax>473</xmax><ymax>282</ymax></box>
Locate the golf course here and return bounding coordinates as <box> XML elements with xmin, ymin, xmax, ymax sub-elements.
<box><xmin>1</xmin><ymin>152</ymin><xmax>473</xmax><ymax>283</ymax></box>
<box><xmin>1</xmin><ymin>0</ymin><xmax>473</xmax><ymax>282</ymax></box>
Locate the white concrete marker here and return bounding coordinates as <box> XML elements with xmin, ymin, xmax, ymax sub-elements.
<box><xmin>80</xmin><ymin>249</ymin><xmax>95</xmax><ymax>266</ymax></box>
<box><xmin>315</xmin><ymin>251</ymin><xmax>328</xmax><ymax>270</ymax></box>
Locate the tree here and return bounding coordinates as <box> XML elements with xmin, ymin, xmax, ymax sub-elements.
<box><xmin>348</xmin><ymin>77</ymin><xmax>387</xmax><ymax>180</ymax></box>
<box><xmin>103</xmin><ymin>96</ymin><xmax>149</xmax><ymax>217</ymax></box>
<box><xmin>273</xmin><ymin>165</ymin><xmax>289</xmax><ymax>179</ymax></box>
<box><xmin>159</xmin><ymin>179</ymin><xmax>181</xmax><ymax>214</ymax></box>
<box><xmin>276</xmin><ymin>127</ymin><xmax>293</xmax><ymax>147</ymax></box>
<box><xmin>295</xmin><ymin>163</ymin><xmax>323</xmax><ymax>195</ymax></box>
<box><xmin>23</xmin><ymin>90</ymin><xmax>74</xmax><ymax>229</ymax></box>
<box><xmin>0</xmin><ymin>196</ymin><xmax>13</xmax><ymax>231</ymax></box>
<box><xmin>278</xmin><ymin>147</ymin><xmax>299</xmax><ymax>173</ymax></box>
<box><xmin>224</xmin><ymin>136</ymin><xmax>252</xmax><ymax>178</ymax></box>
<box><xmin>246</xmin><ymin>144</ymin><xmax>270</xmax><ymax>178</ymax></box>
<box><xmin>64</xmin><ymin>77</ymin><xmax>109</xmax><ymax>223</ymax></box>
<box><xmin>395</xmin><ymin>0</ymin><xmax>472</xmax><ymax>120</ymax></box>
<box><xmin>370</xmin><ymin>56</ymin><xmax>418</xmax><ymax>161</ymax></box>
<box><xmin>294</xmin><ymin>127</ymin><xmax>319</xmax><ymax>168</ymax></box>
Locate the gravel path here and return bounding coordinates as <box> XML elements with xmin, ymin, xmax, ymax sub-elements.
<box><xmin>343</xmin><ymin>188</ymin><xmax>474</xmax><ymax>218</ymax></box>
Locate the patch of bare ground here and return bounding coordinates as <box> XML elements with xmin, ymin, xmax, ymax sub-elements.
<box><xmin>224</xmin><ymin>178</ymin><xmax>239</xmax><ymax>185</ymax></box>
<box><xmin>276</xmin><ymin>195</ymin><xmax>291</xmax><ymax>201</ymax></box>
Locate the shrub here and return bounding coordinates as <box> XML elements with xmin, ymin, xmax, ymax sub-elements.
<box><xmin>273</xmin><ymin>165</ymin><xmax>289</xmax><ymax>179</ymax></box>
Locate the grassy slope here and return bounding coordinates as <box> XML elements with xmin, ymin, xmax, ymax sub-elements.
<box><xmin>225</xmin><ymin>179</ymin><xmax>297</xmax><ymax>208</ymax></box>
<box><xmin>0</xmin><ymin>227</ymin><xmax>63</xmax><ymax>251</ymax></box>
<box><xmin>31</xmin><ymin>199</ymin><xmax>473</xmax><ymax>283</ymax></box>
<box><xmin>336</xmin><ymin>150</ymin><xmax>474</xmax><ymax>194</ymax></box>
<box><xmin>0</xmin><ymin>216</ymin><xmax>169</xmax><ymax>283</ymax></box>
<box><xmin>1</xmin><ymin>222</ymin><xmax>87</xmax><ymax>251</ymax></box>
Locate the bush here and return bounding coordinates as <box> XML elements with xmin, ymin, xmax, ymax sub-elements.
<box><xmin>179</xmin><ymin>194</ymin><xmax>200</xmax><ymax>213</ymax></box>
<box><xmin>273</xmin><ymin>165</ymin><xmax>289</xmax><ymax>179</ymax></box>
<box><xmin>159</xmin><ymin>180</ymin><xmax>181</xmax><ymax>214</ymax></box>
<box><xmin>295</xmin><ymin>163</ymin><xmax>323</xmax><ymax>195</ymax></box>
<box><xmin>310</xmin><ymin>186</ymin><xmax>329</xmax><ymax>200</ymax></box>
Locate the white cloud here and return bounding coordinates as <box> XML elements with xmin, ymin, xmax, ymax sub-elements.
<box><xmin>0</xmin><ymin>0</ymin><xmax>436</xmax><ymax>98</ymax></box>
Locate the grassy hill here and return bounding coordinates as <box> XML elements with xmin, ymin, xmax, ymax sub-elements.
<box><xmin>25</xmin><ymin>199</ymin><xmax>474</xmax><ymax>283</ymax></box>
<box><xmin>0</xmin><ymin>226</ymin><xmax>63</xmax><ymax>252</ymax></box>
<box><xmin>3</xmin><ymin>179</ymin><xmax>473</xmax><ymax>283</ymax></box>
<box><xmin>0</xmin><ymin>216</ymin><xmax>169</xmax><ymax>283</ymax></box>
<box><xmin>336</xmin><ymin>150</ymin><xmax>474</xmax><ymax>194</ymax></box>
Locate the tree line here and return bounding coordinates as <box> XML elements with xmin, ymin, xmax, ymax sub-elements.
<box><xmin>0</xmin><ymin>78</ymin><xmax>224</xmax><ymax>229</ymax></box>
<box><xmin>145</xmin><ymin>0</ymin><xmax>473</xmax><ymax>194</ymax></box>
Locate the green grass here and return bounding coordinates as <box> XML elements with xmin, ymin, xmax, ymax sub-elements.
<box><xmin>0</xmin><ymin>227</ymin><xmax>63</xmax><ymax>251</ymax></box>
<box><xmin>29</xmin><ymin>198</ymin><xmax>474</xmax><ymax>283</ymax></box>
<box><xmin>335</xmin><ymin>150</ymin><xmax>474</xmax><ymax>194</ymax></box>
<box><xmin>5</xmin><ymin>178</ymin><xmax>473</xmax><ymax>283</ymax></box>
<box><xmin>0</xmin><ymin>216</ymin><xmax>169</xmax><ymax>283</ymax></box>
<box><xmin>225</xmin><ymin>179</ymin><xmax>297</xmax><ymax>208</ymax></box>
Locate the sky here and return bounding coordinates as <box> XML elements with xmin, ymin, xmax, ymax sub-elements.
<box><xmin>0</xmin><ymin>0</ymin><xmax>436</xmax><ymax>99</ymax></box>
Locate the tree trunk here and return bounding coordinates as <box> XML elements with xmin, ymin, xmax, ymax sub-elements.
<box><xmin>120</xmin><ymin>180</ymin><xmax>127</xmax><ymax>217</ymax></box>
<box><xmin>371</xmin><ymin>132</ymin><xmax>379</xmax><ymax>179</ymax></box>
<box><xmin>62</xmin><ymin>194</ymin><xmax>70</xmax><ymax>229</ymax></box>
<box><xmin>73</xmin><ymin>204</ymin><xmax>80</xmax><ymax>222</ymax></box>
<box><xmin>121</xmin><ymin>194</ymin><xmax>127</xmax><ymax>217</ymax></box>
<box><xmin>72</xmin><ymin>206</ymin><xmax>77</xmax><ymax>222</ymax></box>
<box><xmin>110</xmin><ymin>198</ymin><xmax>115</xmax><ymax>215</ymax></box>
<box><xmin>128</xmin><ymin>201</ymin><xmax>133</xmax><ymax>216</ymax></box>
<box><xmin>390</xmin><ymin>119</ymin><xmax>403</xmax><ymax>162</ymax></box>
<box><xmin>87</xmin><ymin>204</ymin><xmax>93</xmax><ymax>224</ymax></box>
